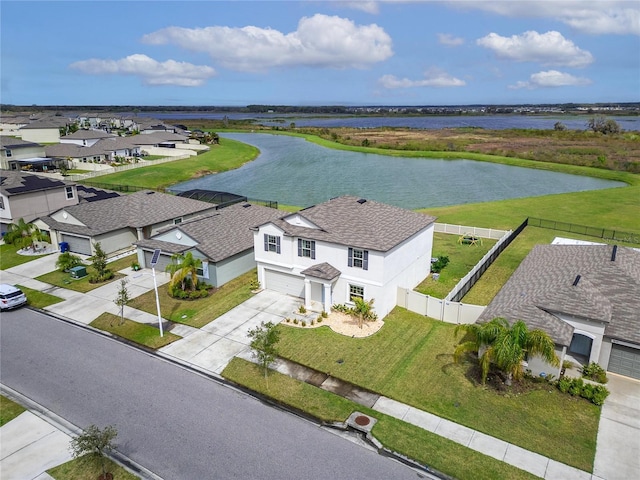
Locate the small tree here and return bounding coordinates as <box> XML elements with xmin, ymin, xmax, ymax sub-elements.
<box><xmin>69</xmin><ymin>424</ymin><xmax>118</xmax><ymax>480</ymax></box>
<box><xmin>56</xmin><ymin>251</ymin><xmax>83</xmax><ymax>272</ymax></box>
<box><xmin>4</xmin><ymin>218</ymin><xmax>48</xmax><ymax>251</ymax></box>
<box><xmin>90</xmin><ymin>242</ymin><xmax>109</xmax><ymax>277</ymax></box>
<box><xmin>587</xmin><ymin>116</ymin><xmax>621</xmax><ymax>135</ymax></box>
<box><xmin>247</xmin><ymin>321</ymin><xmax>280</xmax><ymax>379</ymax></box>
<box><xmin>553</xmin><ymin>121</ymin><xmax>567</xmax><ymax>131</ymax></box>
<box><xmin>165</xmin><ymin>251</ymin><xmax>201</xmax><ymax>294</ymax></box>
<box><xmin>114</xmin><ymin>279</ymin><xmax>131</xmax><ymax>326</ymax></box>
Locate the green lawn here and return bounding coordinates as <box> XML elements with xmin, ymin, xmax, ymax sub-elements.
<box><xmin>0</xmin><ymin>396</ymin><xmax>26</xmax><ymax>426</ymax></box>
<box><xmin>128</xmin><ymin>269</ymin><xmax>257</xmax><ymax>328</ymax></box>
<box><xmin>274</xmin><ymin>308</ymin><xmax>600</xmax><ymax>472</ymax></box>
<box><xmin>48</xmin><ymin>454</ymin><xmax>139</xmax><ymax>480</ymax></box>
<box><xmin>17</xmin><ymin>285</ymin><xmax>64</xmax><ymax>308</ymax></box>
<box><xmin>81</xmin><ymin>138</ymin><xmax>258</xmax><ymax>190</ymax></box>
<box><xmin>90</xmin><ymin>312</ymin><xmax>181</xmax><ymax>349</ymax></box>
<box><xmin>415</xmin><ymin>232</ymin><xmax>497</xmax><ymax>298</ymax></box>
<box><xmin>223</xmin><ymin>358</ymin><xmax>539</xmax><ymax>480</ymax></box>
<box><xmin>0</xmin><ymin>243</ymin><xmax>49</xmax><ymax>270</ymax></box>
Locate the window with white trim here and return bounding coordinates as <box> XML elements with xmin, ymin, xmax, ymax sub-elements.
<box><xmin>5</xmin><ymin>149</ymin><xmax>12</xmax><ymax>157</ymax></box>
<box><xmin>65</xmin><ymin>186</ymin><xmax>74</xmax><ymax>200</ymax></box>
<box><xmin>349</xmin><ymin>284</ymin><xmax>364</xmax><ymax>302</ymax></box>
<box><xmin>196</xmin><ymin>260</ymin><xmax>209</xmax><ymax>279</ymax></box>
<box><xmin>264</xmin><ymin>234</ymin><xmax>281</xmax><ymax>253</ymax></box>
<box><xmin>348</xmin><ymin>247</ymin><xmax>368</xmax><ymax>270</ymax></box>
<box><xmin>297</xmin><ymin>239</ymin><xmax>315</xmax><ymax>259</ymax></box>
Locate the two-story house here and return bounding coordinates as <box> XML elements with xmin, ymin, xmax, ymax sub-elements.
<box><xmin>252</xmin><ymin>196</ymin><xmax>436</xmax><ymax>318</ymax></box>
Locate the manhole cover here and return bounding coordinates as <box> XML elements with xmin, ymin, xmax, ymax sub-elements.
<box><xmin>355</xmin><ymin>415</ymin><xmax>371</xmax><ymax>426</ymax></box>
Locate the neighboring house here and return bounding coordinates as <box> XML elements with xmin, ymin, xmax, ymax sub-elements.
<box><xmin>46</xmin><ymin>136</ymin><xmax>142</xmax><ymax>165</ymax></box>
<box><xmin>0</xmin><ymin>137</ymin><xmax>49</xmax><ymax>170</ymax></box>
<box><xmin>19</xmin><ymin>118</ymin><xmax>68</xmax><ymax>143</ymax></box>
<box><xmin>252</xmin><ymin>195</ymin><xmax>436</xmax><ymax>317</ymax></box>
<box><xmin>35</xmin><ymin>190</ymin><xmax>217</xmax><ymax>256</ymax></box>
<box><xmin>1</xmin><ymin>170</ymin><xmax>79</xmax><ymax>234</ymax></box>
<box><xmin>477</xmin><ymin>244</ymin><xmax>640</xmax><ymax>380</ymax></box>
<box><xmin>0</xmin><ymin>115</ymin><xmax>31</xmax><ymax>136</ymax></box>
<box><xmin>135</xmin><ymin>202</ymin><xmax>285</xmax><ymax>287</ymax></box>
<box><xmin>60</xmin><ymin>129</ymin><xmax>116</xmax><ymax>147</ymax></box>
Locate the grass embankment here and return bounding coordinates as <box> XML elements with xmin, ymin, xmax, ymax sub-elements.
<box><xmin>80</xmin><ymin>138</ymin><xmax>258</xmax><ymax>190</ymax></box>
<box><xmin>128</xmin><ymin>269</ymin><xmax>257</xmax><ymax>328</ymax></box>
<box><xmin>223</xmin><ymin>358</ymin><xmax>539</xmax><ymax>480</ymax></box>
<box><xmin>35</xmin><ymin>255</ymin><xmax>136</xmax><ymax>293</ymax></box>
<box><xmin>0</xmin><ymin>396</ymin><xmax>26</xmax><ymax>426</ymax></box>
<box><xmin>48</xmin><ymin>455</ymin><xmax>139</xmax><ymax>480</ymax></box>
<box><xmin>273</xmin><ymin>308</ymin><xmax>599</xmax><ymax>472</ymax></box>
<box><xmin>90</xmin><ymin>312</ymin><xmax>180</xmax><ymax>349</ymax></box>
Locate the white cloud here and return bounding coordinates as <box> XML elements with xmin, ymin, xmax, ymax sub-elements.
<box><xmin>477</xmin><ymin>31</ymin><xmax>594</xmax><ymax>68</ymax></box>
<box><xmin>437</xmin><ymin>33</ymin><xmax>464</xmax><ymax>46</ymax></box>
<box><xmin>508</xmin><ymin>70</ymin><xmax>592</xmax><ymax>89</ymax></box>
<box><xmin>454</xmin><ymin>0</ymin><xmax>640</xmax><ymax>36</ymax></box>
<box><xmin>142</xmin><ymin>14</ymin><xmax>393</xmax><ymax>72</ymax></box>
<box><xmin>379</xmin><ymin>68</ymin><xmax>465</xmax><ymax>88</ymax></box>
<box><xmin>70</xmin><ymin>54</ymin><xmax>216</xmax><ymax>86</ymax></box>
<box><xmin>339</xmin><ymin>1</ymin><xmax>380</xmax><ymax>14</ymax></box>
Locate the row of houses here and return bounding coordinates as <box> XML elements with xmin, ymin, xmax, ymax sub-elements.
<box><xmin>2</xmin><ymin>170</ymin><xmax>639</xmax><ymax>382</ymax></box>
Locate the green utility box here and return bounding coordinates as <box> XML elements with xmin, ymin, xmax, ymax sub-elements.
<box><xmin>69</xmin><ymin>265</ymin><xmax>87</xmax><ymax>279</ymax></box>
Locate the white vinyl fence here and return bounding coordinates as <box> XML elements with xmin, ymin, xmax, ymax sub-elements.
<box><xmin>397</xmin><ymin>287</ymin><xmax>485</xmax><ymax>324</ymax></box>
<box><xmin>435</xmin><ymin>223</ymin><xmax>508</xmax><ymax>240</ymax></box>
<box><xmin>66</xmin><ymin>154</ymin><xmax>191</xmax><ymax>181</ymax></box>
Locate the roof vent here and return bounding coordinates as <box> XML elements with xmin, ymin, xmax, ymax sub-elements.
<box><xmin>146</xmin><ymin>191</ymin><xmax>155</xmax><ymax>195</ymax></box>
<box><xmin>242</xmin><ymin>203</ymin><xmax>251</xmax><ymax>208</ymax></box>
<box><xmin>572</xmin><ymin>275</ymin><xmax>581</xmax><ymax>287</ymax></box>
<box><xmin>611</xmin><ymin>245</ymin><xmax>618</xmax><ymax>262</ymax></box>
<box><xmin>357</xmin><ymin>198</ymin><xmax>367</xmax><ymax>204</ymax></box>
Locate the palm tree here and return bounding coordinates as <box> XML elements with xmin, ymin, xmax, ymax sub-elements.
<box><xmin>351</xmin><ymin>297</ymin><xmax>377</xmax><ymax>329</ymax></box>
<box><xmin>165</xmin><ymin>252</ymin><xmax>202</xmax><ymax>293</ymax></box>
<box><xmin>454</xmin><ymin>317</ymin><xmax>559</xmax><ymax>385</ymax></box>
<box><xmin>5</xmin><ymin>218</ymin><xmax>48</xmax><ymax>251</ymax></box>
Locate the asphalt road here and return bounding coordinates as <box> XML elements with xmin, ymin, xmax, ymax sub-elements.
<box><xmin>0</xmin><ymin>309</ymin><xmax>423</xmax><ymax>480</ymax></box>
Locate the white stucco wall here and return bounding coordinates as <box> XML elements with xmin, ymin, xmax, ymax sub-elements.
<box><xmin>21</xmin><ymin>128</ymin><xmax>60</xmax><ymax>144</ymax></box>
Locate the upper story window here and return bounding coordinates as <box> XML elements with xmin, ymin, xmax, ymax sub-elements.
<box><xmin>264</xmin><ymin>234</ymin><xmax>281</xmax><ymax>254</ymax></box>
<box><xmin>65</xmin><ymin>186</ymin><xmax>74</xmax><ymax>200</ymax></box>
<box><xmin>5</xmin><ymin>149</ymin><xmax>12</xmax><ymax>157</ymax></box>
<box><xmin>348</xmin><ymin>247</ymin><xmax>368</xmax><ymax>270</ymax></box>
<box><xmin>298</xmin><ymin>239</ymin><xmax>315</xmax><ymax>259</ymax></box>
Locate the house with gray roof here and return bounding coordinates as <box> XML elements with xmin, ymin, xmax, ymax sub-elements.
<box><xmin>20</xmin><ymin>117</ymin><xmax>69</xmax><ymax>143</ymax></box>
<box><xmin>135</xmin><ymin>202</ymin><xmax>285</xmax><ymax>287</ymax></box>
<box><xmin>1</xmin><ymin>137</ymin><xmax>50</xmax><ymax>170</ymax></box>
<box><xmin>252</xmin><ymin>195</ymin><xmax>437</xmax><ymax>317</ymax></box>
<box><xmin>477</xmin><ymin>244</ymin><xmax>640</xmax><ymax>380</ymax></box>
<box><xmin>35</xmin><ymin>190</ymin><xmax>216</xmax><ymax>256</ymax></box>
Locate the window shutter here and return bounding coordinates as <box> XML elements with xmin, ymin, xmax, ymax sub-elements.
<box><xmin>298</xmin><ymin>239</ymin><xmax>302</xmax><ymax>257</ymax></box>
<box><xmin>348</xmin><ymin>247</ymin><xmax>353</xmax><ymax>267</ymax></box>
<box><xmin>363</xmin><ymin>250</ymin><xmax>369</xmax><ymax>270</ymax></box>
<box><xmin>311</xmin><ymin>241</ymin><xmax>316</xmax><ymax>260</ymax></box>
<box><xmin>264</xmin><ymin>234</ymin><xmax>268</xmax><ymax>252</ymax></box>
<box><xmin>201</xmin><ymin>261</ymin><xmax>209</xmax><ymax>279</ymax></box>
<box><xmin>276</xmin><ymin>236</ymin><xmax>281</xmax><ymax>254</ymax></box>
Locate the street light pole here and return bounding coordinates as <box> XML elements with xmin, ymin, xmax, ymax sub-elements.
<box><xmin>151</xmin><ymin>265</ymin><xmax>163</xmax><ymax>337</ymax></box>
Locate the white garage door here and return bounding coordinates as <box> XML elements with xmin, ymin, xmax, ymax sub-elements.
<box><xmin>60</xmin><ymin>234</ymin><xmax>92</xmax><ymax>255</ymax></box>
<box><xmin>265</xmin><ymin>270</ymin><xmax>304</xmax><ymax>298</ymax></box>
<box><xmin>144</xmin><ymin>250</ymin><xmax>173</xmax><ymax>272</ymax></box>
<box><xmin>609</xmin><ymin>343</ymin><xmax>640</xmax><ymax>380</ymax></box>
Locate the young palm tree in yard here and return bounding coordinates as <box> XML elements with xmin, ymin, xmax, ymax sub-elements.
<box><xmin>454</xmin><ymin>317</ymin><xmax>559</xmax><ymax>385</ymax></box>
<box><xmin>165</xmin><ymin>252</ymin><xmax>202</xmax><ymax>293</ymax></box>
<box><xmin>4</xmin><ymin>218</ymin><xmax>48</xmax><ymax>251</ymax></box>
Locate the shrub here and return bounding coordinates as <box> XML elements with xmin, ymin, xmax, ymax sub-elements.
<box><xmin>298</xmin><ymin>305</ymin><xmax>307</xmax><ymax>314</ymax></box>
<box><xmin>321</xmin><ymin>311</ymin><xmax>328</xmax><ymax>318</ymax></box>
<box><xmin>285</xmin><ymin>318</ymin><xmax>291</xmax><ymax>323</ymax></box>
<box><xmin>293</xmin><ymin>319</ymin><xmax>298</xmax><ymax>325</ymax></box>
<box><xmin>591</xmin><ymin>385</ymin><xmax>610</xmax><ymax>406</ymax></box>
<box><xmin>301</xmin><ymin>321</ymin><xmax>306</xmax><ymax>327</ymax></box>
<box><xmin>557</xmin><ymin>377</ymin><xmax>572</xmax><ymax>393</ymax></box>
<box><xmin>88</xmin><ymin>271</ymin><xmax>114</xmax><ymax>284</ymax></box>
<box><xmin>332</xmin><ymin>303</ymin><xmax>350</xmax><ymax>313</ymax></box>
<box><xmin>568</xmin><ymin>377</ymin><xmax>584</xmax><ymax>396</ymax></box>
<box><xmin>56</xmin><ymin>252</ymin><xmax>83</xmax><ymax>272</ymax></box>
<box><xmin>581</xmin><ymin>362</ymin><xmax>608</xmax><ymax>384</ymax></box>
<box><xmin>431</xmin><ymin>255</ymin><xmax>450</xmax><ymax>273</ymax></box>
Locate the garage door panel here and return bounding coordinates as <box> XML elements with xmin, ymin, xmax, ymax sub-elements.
<box><xmin>609</xmin><ymin>344</ymin><xmax>640</xmax><ymax>380</ymax></box>
<box><xmin>60</xmin><ymin>234</ymin><xmax>92</xmax><ymax>255</ymax></box>
<box><xmin>265</xmin><ymin>270</ymin><xmax>304</xmax><ymax>298</ymax></box>
<box><xmin>144</xmin><ymin>250</ymin><xmax>172</xmax><ymax>272</ymax></box>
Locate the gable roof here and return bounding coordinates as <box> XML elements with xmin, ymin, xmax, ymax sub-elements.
<box><xmin>477</xmin><ymin>244</ymin><xmax>640</xmax><ymax>346</ymax></box>
<box><xmin>39</xmin><ymin>190</ymin><xmax>215</xmax><ymax>236</ymax></box>
<box><xmin>61</xmin><ymin>129</ymin><xmax>116</xmax><ymax>140</ymax></box>
<box><xmin>0</xmin><ymin>137</ymin><xmax>42</xmax><ymax>150</ymax></box>
<box><xmin>1</xmin><ymin>170</ymin><xmax>72</xmax><ymax>196</ymax></box>
<box><xmin>137</xmin><ymin>202</ymin><xmax>285</xmax><ymax>262</ymax></box>
<box><xmin>260</xmin><ymin>195</ymin><xmax>436</xmax><ymax>252</ymax></box>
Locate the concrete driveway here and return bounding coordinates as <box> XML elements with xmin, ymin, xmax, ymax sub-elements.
<box><xmin>593</xmin><ymin>374</ymin><xmax>640</xmax><ymax>480</ymax></box>
<box><xmin>160</xmin><ymin>290</ymin><xmax>310</xmax><ymax>374</ymax></box>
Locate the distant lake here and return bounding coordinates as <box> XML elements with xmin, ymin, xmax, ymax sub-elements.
<box><xmin>170</xmin><ymin>133</ymin><xmax>624</xmax><ymax>209</ymax></box>
<box><xmin>140</xmin><ymin>112</ymin><xmax>639</xmax><ymax>131</ymax></box>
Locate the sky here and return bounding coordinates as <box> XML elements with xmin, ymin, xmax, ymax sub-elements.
<box><xmin>1</xmin><ymin>0</ymin><xmax>639</xmax><ymax>106</ymax></box>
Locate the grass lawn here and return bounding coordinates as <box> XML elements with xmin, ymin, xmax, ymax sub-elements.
<box><xmin>17</xmin><ymin>284</ymin><xmax>64</xmax><ymax>308</ymax></box>
<box><xmin>223</xmin><ymin>358</ymin><xmax>539</xmax><ymax>480</ymax></box>
<box><xmin>81</xmin><ymin>138</ymin><xmax>258</xmax><ymax>190</ymax></box>
<box><xmin>0</xmin><ymin>396</ymin><xmax>26</xmax><ymax>426</ymax></box>
<box><xmin>34</xmin><ymin>254</ymin><xmax>135</xmax><ymax>293</ymax></box>
<box><xmin>90</xmin><ymin>312</ymin><xmax>180</xmax><ymax>349</ymax></box>
<box><xmin>415</xmin><ymin>232</ymin><xmax>497</xmax><ymax>298</ymax></box>
<box><xmin>0</xmin><ymin>243</ymin><xmax>49</xmax><ymax>270</ymax></box>
<box><xmin>48</xmin><ymin>454</ymin><xmax>139</xmax><ymax>480</ymax></box>
<box><xmin>275</xmin><ymin>308</ymin><xmax>600</xmax><ymax>472</ymax></box>
<box><xmin>128</xmin><ymin>269</ymin><xmax>256</xmax><ymax>328</ymax></box>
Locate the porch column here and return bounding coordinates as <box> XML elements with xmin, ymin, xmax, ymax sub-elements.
<box><xmin>323</xmin><ymin>283</ymin><xmax>332</xmax><ymax>314</ymax></box>
<box><xmin>304</xmin><ymin>278</ymin><xmax>312</xmax><ymax>309</ymax></box>
<box><xmin>136</xmin><ymin>227</ymin><xmax>144</xmax><ymax>240</ymax></box>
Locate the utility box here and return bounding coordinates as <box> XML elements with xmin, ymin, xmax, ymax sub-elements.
<box><xmin>69</xmin><ymin>265</ymin><xmax>87</xmax><ymax>279</ymax></box>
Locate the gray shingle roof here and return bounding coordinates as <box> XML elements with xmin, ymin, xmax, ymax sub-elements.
<box><xmin>263</xmin><ymin>195</ymin><xmax>436</xmax><ymax>252</ymax></box>
<box><xmin>0</xmin><ymin>137</ymin><xmax>42</xmax><ymax>150</ymax></box>
<box><xmin>61</xmin><ymin>130</ymin><xmax>116</xmax><ymax>140</ymax></box>
<box><xmin>301</xmin><ymin>262</ymin><xmax>342</xmax><ymax>281</ymax></box>
<box><xmin>478</xmin><ymin>245</ymin><xmax>640</xmax><ymax>346</ymax></box>
<box><xmin>39</xmin><ymin>190</ymin><xmax>216</xmax><ymax>236</ymax></box>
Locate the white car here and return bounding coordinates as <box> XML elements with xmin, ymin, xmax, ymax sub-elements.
<box><xmin>0</xmin><ymin>284</ymin><xmax>28</xmax><ymax>310</ymax></box>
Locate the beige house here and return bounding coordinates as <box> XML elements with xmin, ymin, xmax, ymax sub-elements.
<box><xmin>19</xmin><ymin>118</ymin><xmax>68</xmax><ymax>143</ymax></box>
